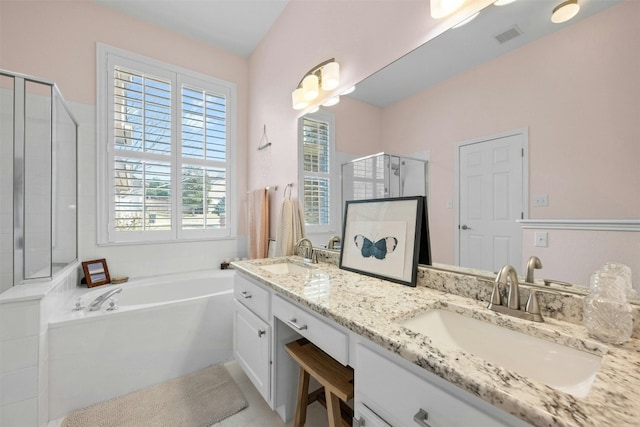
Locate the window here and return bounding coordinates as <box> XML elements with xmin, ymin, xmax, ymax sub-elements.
<box><xmin>97</xmin><ymin>44</ymin><xmax>236</xmax><ymax>243</ymax></box>
<box><xmin>298</xmin><ymin>111</ymin><xmax>337</xmax><ymax>234</ymax></box>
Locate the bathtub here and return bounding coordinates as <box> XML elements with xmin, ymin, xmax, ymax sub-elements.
<box><xmin>48</xmin><ymin>269</ymin><xmax>235</xmax><ymax>420</ymax></box>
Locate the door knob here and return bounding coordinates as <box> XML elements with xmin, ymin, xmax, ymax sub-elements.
<box><xmin>461</xmin><ymin>224</ymin><xmax>470</xmax><ymax>230</ymax></box>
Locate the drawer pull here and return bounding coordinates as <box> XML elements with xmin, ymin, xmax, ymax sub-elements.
<box><xmin>287</xmin><ymin>318</ymin><xmax>308</xmax><ymax>331</ymax></box>
<box><xmin>257</xmin><ymin>329</ymin><xmax>266</xmax><ymax>337</ymax></box>
<box><xmin>413</xmin><ymin>409</ymin><xmax>431</xmax><ymax>427</ymax></box>
<box><xmin>240</xmin><ymin>291</ymin><xmax>252</xmax><ymax>299</ymax></box>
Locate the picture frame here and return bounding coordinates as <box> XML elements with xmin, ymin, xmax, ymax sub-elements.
<box><xmin>82</xmin><ymin>258</ymin><xmax>111</xmax><ymax>288</ymax></box>
<box><xmin>339</xmin><ymin>196</ymin><xmax>430</xmax><ymax>287</ymax></box>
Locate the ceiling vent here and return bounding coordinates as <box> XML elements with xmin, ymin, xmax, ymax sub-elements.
<box><xmin>494</xmin><ymin>25</ymin><xmax>523</xmax><ymax>44</ymax></box>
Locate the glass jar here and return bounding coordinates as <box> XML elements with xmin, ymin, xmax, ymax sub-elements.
<box><xmin>584</xmin><ymin>271</ymin><xmax>633</xmax><ymax>344</ymax></box>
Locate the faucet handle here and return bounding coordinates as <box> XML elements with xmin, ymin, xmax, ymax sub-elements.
<box><xmin>525</xmin><ymin>289</ymin><xmax>544</xmax><ymax>322</ymax></box>
<box><xmin>488</xmin><ymin>282</ymin><xmax>502</xmax><ymax>307</ymax></box>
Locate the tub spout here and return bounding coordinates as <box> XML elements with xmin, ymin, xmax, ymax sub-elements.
<box><xmin>88</xmin><ymin>287</ymin><xmax>123</xmax><ymax>311</ymax></box>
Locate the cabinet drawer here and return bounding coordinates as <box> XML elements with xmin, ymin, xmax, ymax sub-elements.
<box><xmin>273</xmin><ymin>295</ymin><xmax>348</xmax><ymax>365</ymax></box>
<box><xmin>356</xmin><ymin>344</ymin><xmax>527</xmax><ymax>427</ymax></box>
<box><xmin>234</xmin><ymin>274</ymin><xmax>270</xmax><ymax>321</ymax></box>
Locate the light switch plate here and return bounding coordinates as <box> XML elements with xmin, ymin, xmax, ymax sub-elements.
<box><xmin>535</xmin><ymin>232</ymin><xmax>548</xmax><ymax>247</ymax></box>
<box><xmin>533</xmin><ymin>194</ymin><xmax>549</xmax><ymax>207</ymax></box>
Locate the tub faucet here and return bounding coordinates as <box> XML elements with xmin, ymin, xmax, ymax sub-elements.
<box><xmin>88</xmin><ymin>287</ymin><xmax>123</xmax><ymax>311</ymax></box>
<box><xmin>295</xmin><ymin>238</ymin><xmax>314</xmax><ymax>261</ymax></box>
<box><xmin>488</xmin><ymin>264</ymin><xmax>543</xmax><ymax>322</ymax></box>
<box><xmin>525</xmin><ymin>256</ymin><xmax>543</xmax><ymax>283</ymax></box>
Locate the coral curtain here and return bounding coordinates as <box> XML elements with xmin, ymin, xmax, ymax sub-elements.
<box><xmin>275</xmin><ymin>197</ymin><xmax>305</xmax><ymax>257</ymax></box>
<box><xmin>248</xmin><ymin>188</ymin><xmax>270</xmax><ymax>259</ymax></box>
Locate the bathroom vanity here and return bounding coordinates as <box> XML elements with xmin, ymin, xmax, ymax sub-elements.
<box><xmin>231</xmin><ymin>257</ymin><xmax>640</xmax><ymax>427</ymax></box>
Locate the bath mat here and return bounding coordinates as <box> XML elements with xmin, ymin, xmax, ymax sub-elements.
<box><xmin>62</xmin><ymin>364</ymin><xmax>248</xmax><ymax>427</ymax></box>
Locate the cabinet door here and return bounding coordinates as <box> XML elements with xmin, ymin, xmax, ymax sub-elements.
<box><xmin>234</xmin><ymin>300</ymin><xmax>270</xmax><ymax>402</ymax></box>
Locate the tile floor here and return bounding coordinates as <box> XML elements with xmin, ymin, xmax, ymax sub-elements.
<box><xmin>47</xmin><ymin>360</ymin><xmax>330</xmax><ymax>427</ymax></box>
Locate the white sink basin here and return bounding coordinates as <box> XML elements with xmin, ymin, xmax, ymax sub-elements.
<box><xmin>259</xmin><ymin>262</ymin><xmax>312</xmax><ymax>275</ymax></box>
<box><xmin>401</xmin><ymin>309</ymin><xmax>602</xmax><ymax>397</ymax></box>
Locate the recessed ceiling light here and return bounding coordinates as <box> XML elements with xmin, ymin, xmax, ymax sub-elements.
<box><xmin>551</xmin><ymin>0</ymin><xmax>580</xmax><ymax>24</ymax></box>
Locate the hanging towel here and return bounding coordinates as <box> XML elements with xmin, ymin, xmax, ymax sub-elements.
<box><xmin>248</xmin><ymin>188</ymin><xmax>270</xmax><ymax>259</ymax></box>
<box><xmin>275</xmin><ymin>197</ymin><xmax>305</xmax><ymax>256</ymax></box>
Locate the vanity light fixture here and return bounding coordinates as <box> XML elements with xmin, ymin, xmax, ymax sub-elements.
<box><xmin>341</xmin><ymin>85</ymin><xmax>356</xmax><ymax>95</ymax></box>
<box><xmin>430</xmin><ymin>0</ymin><xmax>466</xmax><ymax>19</ymax></box>
<box><xmin>551</xmin><ymin>0</ymin><xmax>580</xmax><ymax>23</ymax></box>
<box><xmin>292</xmin><ymin>58</ymin><xmax>340</xmax><ymax>110</ymax></box>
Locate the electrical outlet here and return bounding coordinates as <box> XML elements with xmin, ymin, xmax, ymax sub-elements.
<box><xmin>533</xmin><ymin>194</ymin><xmax>549</xmax><ymax>207</ymax></box>
<box><xmin>535</xmin><ymin>232</ymin><xmax>548</xmax><ymax>247</ymax></box>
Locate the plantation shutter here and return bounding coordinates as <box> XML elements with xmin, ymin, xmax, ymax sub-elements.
<box><xmin>302</xmin><ymin>117</ymin><xmax>330</xmax><ymax>226</ymax></box>
<box><xmin>100</xmin><ymin>45</ymin><xmax>236</xmax><ymax>243</ymax></box>
<box><xmin>112</xmin><ymin>67</ymin><xmax>172</xmax><ymax>232</ymax></box>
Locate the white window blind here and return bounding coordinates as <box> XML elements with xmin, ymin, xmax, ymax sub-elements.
<box><xmin>300</xmin><ymin>114</ymin><xmax>334</xmax><ymax>230</ymax></box>
<box><xmin>98</xmin><ymin>45</ymin><xmax>236</xmax><ymax>244</ymax></box>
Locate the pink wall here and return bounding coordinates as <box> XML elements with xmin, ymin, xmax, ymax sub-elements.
<box><xmin>248</xmin><ymin>0</ymin><xmax>494</xmax><ymax>235</ymax></box>
<box><xmin>1</xmin><ymin>0</ymin><xmax>250</xmax><ymax>274</ymax></box>
<box><xmin>380</xmin><ymin>1</ymin><xmax>640</xmax><ymax>266</ymax></box>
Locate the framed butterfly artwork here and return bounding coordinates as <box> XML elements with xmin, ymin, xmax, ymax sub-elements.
<box><xmin>339</xmin><ymin>196</ymin><xmax>430</xmax><ymax>287</ymax></box>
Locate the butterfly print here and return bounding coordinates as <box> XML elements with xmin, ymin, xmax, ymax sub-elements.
<box><xmin>354</xmin><ymin>235</ymin><xmax>398</xmax><ymax>260</ymax></box>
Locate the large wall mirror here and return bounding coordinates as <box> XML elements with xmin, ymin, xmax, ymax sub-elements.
<box><xmin>310</xmin><ymin>0</ymin><xmax>639</xmax><ymax>298</ymax></box>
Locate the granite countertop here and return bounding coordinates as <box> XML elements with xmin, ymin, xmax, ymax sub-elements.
<box><xmin>232</xmin><ymin>257</ymin><xmax>640</xmax><ymax>427</ymax></box>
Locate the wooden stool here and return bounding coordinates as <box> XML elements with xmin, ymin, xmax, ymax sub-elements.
<box><xmin>285</xmin><ymin>339</ymin><xmax>354</xmax><ymax>427</ymax></box>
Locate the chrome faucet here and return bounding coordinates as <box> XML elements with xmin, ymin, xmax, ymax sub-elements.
<box><xmin>488</xmin><ymin>264</ymin><xmax>543</xmax><ymax>322</ymax></box>
<box><xmin>491</xmin><ymin>264</ymin><xmax>520</xmax><ymax>309</ymax></box>
<box><xmin>88</xmin><ymin>287</ymin><xmax>123</xmax><ymax>311</ymax></box>
<box><xmin>327</xmin><ymin>235</ymin><xmax>341</xmax><ymax>250</ymax></box>
<box><xmin>295</xmin><ymin>238</ymin><xmax>314</xmax><ymax>261</ymax></box>
<box><xmin>525</xmin><ymin>256</ymin><xmax>542</xmax><ymax>283</ymax></box>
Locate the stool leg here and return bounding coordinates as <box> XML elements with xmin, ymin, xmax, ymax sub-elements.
<box><xmin>294</xmin><ymin>369</ymin><xmax>310</xmax><ymax>427</ymax></box>
<box><xmin>326</xmin><ymin>392</ymin><xmax>342</xmax><ymax>427</ymax></box>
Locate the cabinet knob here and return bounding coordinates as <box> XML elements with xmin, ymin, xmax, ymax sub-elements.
<box><xmin>460</xmin><ymin>224</ymin><xmax>470</xmax><ymax>230</ymax></box>
<box><xmin>413</xmin><ymin>408</ymin><xmax>431</xmax><ymax>427</ymax></box>
<box><xmin>257</xmin><ymin>329</ymin><xmax>266</xmax><ymax>337</ymax></box>
<box><xmin>240</xmin><ymin>291</ymin><xmax>252</xmax><ymax>299</ymax></box>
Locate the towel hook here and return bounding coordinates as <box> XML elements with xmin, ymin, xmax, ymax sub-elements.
<box><xmin>258</xmin><ymin>124</ymin><xmax>272</xmax><ymax>151</ymax></box>
<box><xmin>283</xmin><ymin>183</ymin><xmax>294</xmax><ymax>199</ymax></box>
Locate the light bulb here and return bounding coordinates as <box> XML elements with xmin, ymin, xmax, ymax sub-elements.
<box><xmin>321</xmin><ymin>62</ymin><xmax>340</xmax><ymax>91</ymax></box>
<box><xmin>292</xmin><ymin>88</ymin><xmax>308</xmax><ymax>110</ymax></box>
<box><xmin>302</xmin><ymin>74</ymin><xmax>319</xmax><ymax>101</ymax></box>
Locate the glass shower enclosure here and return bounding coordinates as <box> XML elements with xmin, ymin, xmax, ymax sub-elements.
<box><xmin>341</xmin><ymin>152</ymin><xmax>428</xmax><ymax>203</ymax></box>
<box><xmin>0</xmin><ymin>70</ymin><xmax>78</xmax><ymax>292</ymax></box>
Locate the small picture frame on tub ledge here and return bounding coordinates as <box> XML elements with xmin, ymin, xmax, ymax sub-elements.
<box><xmin>339</xmin><ymin>196</ymin><xmax>431</xmax><ymax>287</ymax></box>
<box><xmin>82</xmin><ymin>258</ymin><xmax>111</xmax><ymax>288</ymax></box>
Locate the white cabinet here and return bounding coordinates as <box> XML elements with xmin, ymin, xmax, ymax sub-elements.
<box><xmin>354</xmin><ymin>343</ymin><xmax>530</xmax><ymax>427</ymax></box>
<box><xmin>233</xmin><ymin>275</ymin><xmax>271</xmax><ymax>403</ymax></box>
<box><xmin>272</xmin><ymin>295</ymin><xmax>349</xmax><ymax>365</ymax></box>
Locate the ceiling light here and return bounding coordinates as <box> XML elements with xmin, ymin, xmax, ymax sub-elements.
<box><xmin>551</xmin><ymin>0</ymin><xmax>580</xmax><ymax>24</ymax></box>
<box><xmin>493</xmin><ymin>0</ymin><xmax>517</xmax><ymax>6</ymax></box>
<box><xmin>291</xmin><ymin>59</ymin><xmax>341</xmax><ymax>110</ymax></box>
<box><xmin>430</xmin><ymin>0</ymin><xmax>466</xmax><ymax>19</ymax></box>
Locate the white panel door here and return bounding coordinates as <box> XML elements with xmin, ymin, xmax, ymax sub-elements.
<box><xmin>458</xmin><ymin>133</ymin><xmax>524</xmax><ymax>273</ymax></box>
